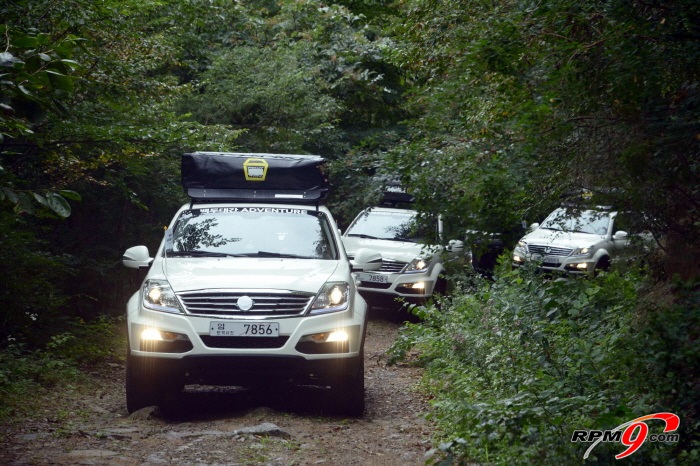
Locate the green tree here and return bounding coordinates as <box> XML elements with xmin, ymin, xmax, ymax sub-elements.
<box><xmin>386</xmin><ymin>0</ymin><xmax>700</xmax><ymax>274</ymax></box>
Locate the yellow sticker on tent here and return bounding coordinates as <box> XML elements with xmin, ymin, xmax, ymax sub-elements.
<box><xmin>243</xmin><ymin>158</ymin><xmax>268</xmax><ymax>181</ymax></box>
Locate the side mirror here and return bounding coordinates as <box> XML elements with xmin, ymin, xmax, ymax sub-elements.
<box><xmin>351</xmin><ymin>248</ymin><xmax>382</xmax><ymax>272</ymax></box>
<box><xmin>123</xmin><ymin>246</ymin><xmax>153</xmax><ymax>269</ymax></box>
<box><xmin>613</xmin><ymin>230</ymin><xmax>628</xmax><ymax>240</ymax></box>
<box><xmin>447</xmin><ymin>239</ymin><xmax>465</xmax><ymax>253</ymax></box>
<box><xmin>529</xmin><ymin>222</ymin><xmax>540</xmax><ymax>232</ymax></box>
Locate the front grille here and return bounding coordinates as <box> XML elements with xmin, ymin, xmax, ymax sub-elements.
<box><xmin>380</xmin><ymin>259</ymin><xmax>407</xmax><ymax>273</ymax></box>
<box><xmin>178</xmin><ymin>290</ymin><xmax>315</xmax><ymax>317</ymax></box>
<box><xmin>527</xmin><ymin>245</ymin><xmax>573</xmax><ymax>257</ymax></box>
<box><xmin>200</xmin><ymin>335</ymin><xmax>289</xmax><ymax>349</ymax></box>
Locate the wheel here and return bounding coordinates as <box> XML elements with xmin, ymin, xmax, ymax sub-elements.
<box><xmin>433</xmin><ymin>276</ymin><xmax>448</xmax><ymax>296</ymax></box>
<box><xmin>126</xmin><ymin>352</ymin><xmax>182</xmax><ymax>414</ymax></box>
<box><xmin>594</xmin><ymin>256</ymin><xmax>611</xmax><ymax>276</ymax></box>
<box><xmin>330</xmin><ymin>356</ymin><xmax>365</xmax><ymax>417</ymax></box>
<box><xmin>126</xmin><ymin>352</ymin><xmax>159</xmax><ymax>413</ymax></box>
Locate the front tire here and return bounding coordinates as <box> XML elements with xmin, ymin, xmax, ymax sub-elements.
<box><xmin>594</xmin><ymin>256</ymin><xmax>611</xmax><ymax>276</ymax></box>
<box><xmin>330</xmin><ymin>356</ymin><xmax>365</xmax><ymax>417</ymax></box>
<box><xmin>126</xmin><ymin>352</ymin><xmax>182</xmax><ymax>414</ymax></box>
<box><xmin>126</xmin><ymin>352</ymin><xmax>158</xmax><ymax>413</ymax></box>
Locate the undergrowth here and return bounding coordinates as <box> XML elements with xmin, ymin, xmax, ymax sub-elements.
<box><xmin>390</xmin><ymin>265</ymin><xmax>700</xmax><ymax>465</ymax></box>
<box><xmin>0</xmin><ymin>315</ymin><xmax>125</xmax><ymax>421</ymax></box>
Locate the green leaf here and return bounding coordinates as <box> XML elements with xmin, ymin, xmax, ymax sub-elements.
<box><xmin>2</xmin><ymin>187</ymin><xmax>19</xmax><ymax>204</ymax></box>
<box><xmin>60</xmin><ymin>59</ymin><xmax>81</xmax><ymax>70</ymax></box>
<box><xmin>13</xmin><ymin>36</ymin><xmax>39</xmax><ymax>48</ymax></box>
<box><xmin>15</xmin><ymin>193</ymin><xmax>35</xmax><ymax>214</ymax></box>
<box><xmin>33</xmin><ymin>192</ymin><xmax>50</xmax><ymax>207</ymax></box>
<box><xmin>46</xmin><ymin>193</ymin><xmax>71</xmax><ymax>218</ymax></box>
<box><xmin>58</xmin><ymin>190</ymin><xmax>81</xmax><ymax>201</ymax></box>
<box><xmin>47</xmin><ymin>72</ymin><xmax>74</xmax><ymax>93</ymax></box>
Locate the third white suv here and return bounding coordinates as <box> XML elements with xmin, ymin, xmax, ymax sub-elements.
<box><xmin>512</xmin><ymin>207</ymin><xmax>645</xmax><ymax>274</ymax></box>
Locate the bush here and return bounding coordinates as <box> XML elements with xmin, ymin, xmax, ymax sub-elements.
<box><xmin>0</xmin><ymin>315</ymin><xmax>125</xmax><ymax>421</ymax></box>
<box><xmin>390</xmin><ymin>266</ymin><xmax>699</xmax><ymax>464</ymax></box>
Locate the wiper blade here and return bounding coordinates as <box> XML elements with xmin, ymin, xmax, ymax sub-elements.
<box><xmin>255</xmin><ymin>251</ymin><xmax>316</xmax><ymax>259</ymax></box>
<box><xmin>166</xmin><ymin>250</ymin><xmax>234</xmax><ymax>257</ymax></box>
<box><xmin>347</xmin><ymin>233</ymin><xmax>381</xmax><ymax>239</ymax></box>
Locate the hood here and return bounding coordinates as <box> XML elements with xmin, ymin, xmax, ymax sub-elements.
<box><xmin>342</xmin><ymin>236</ymin><xmax>439</xmax><ymax>262</ymax></box>
<box><xmin>522</xmin><ymin>229</ymin><xmax>604</xmax><ymax>249</ymax></box>
<box><xmin>158</xmin><ymin>257</ymin><xmax>339</xmax><ymax>293</ymax></box>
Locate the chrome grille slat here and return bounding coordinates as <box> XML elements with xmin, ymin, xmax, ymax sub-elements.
<box><xmin>178</xmin><ymin>291</ymin><xmax>315</xmax><ymax>317</ymax></box>
<box><xmin>380</xmin><ymin>259</ymin><xmax>407</xmax><ymax>273</ymax></box>
<box><xmin>527</xmin><ymin>245</ymin><xmax>573</xmax><ymax>257</ymax></box>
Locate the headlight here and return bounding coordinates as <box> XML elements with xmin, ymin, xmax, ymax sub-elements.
<box><xmin>516</xmin><ymin>240</ymin><xmax>527</xmax><ymax>251</ymax></box>
<box><xmin>309</xmin><ymin>282</ymin><xmax>349</xmax><ymax>315</ymax></box>
<box><xmin>405</xmin><ymin>257</ymin><xmax>430</xmax><ymax>273</ymax></box>
<box><xmin>142</xmin><ymin>279</ymin><xmax>183</xmax><ymax>314</ymax></box>
<box><xmin>571</xmin><ymin>246</ymin><xmax>592</xmax><ymax>257</ymax></box>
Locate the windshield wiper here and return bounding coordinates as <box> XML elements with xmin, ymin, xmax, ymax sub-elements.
<box><xmin>166</xmin><ymin>250</ymin><xmax>236</xmax><ymax>258</ymax></box>
<box><xmin>393</xmin><ymin>236</ymin><xmax>419</xmax><ymax>243</ymax></box>
<box><xmin>255</xmin><ymin>251</ymin><xmax>316</xmax><ymax>259</ymax></box>
<box><xmin>347</xmin><ymin>233</ymin><xmax>382</xmax><ymax>239</ymax></box>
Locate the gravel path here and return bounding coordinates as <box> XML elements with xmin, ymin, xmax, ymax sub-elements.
<box><xmin>0</xmin><ymin>313</ymin><xmax>433</xmax><ymax>465</ymax></box>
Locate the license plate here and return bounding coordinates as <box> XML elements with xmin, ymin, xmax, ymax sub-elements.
<box><xmin>542</xmin><ymin>256</ymin><xmax>560</xmax><ymax>264</ymax></box>
<box><xmin>357</xmin><ymin>272</ymin><xmax>389</xmax><ymax>284</ymax></box>
<box><xmin>209</xmin><ymin>322</ymin><xmax>279</xmax><ymax>337</ymax></box>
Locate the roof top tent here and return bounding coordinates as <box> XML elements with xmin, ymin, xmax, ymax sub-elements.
<box><xmin>181</xmin><ymin>152</ymin><xmax>329</xmax><ymax>204</ymax></box>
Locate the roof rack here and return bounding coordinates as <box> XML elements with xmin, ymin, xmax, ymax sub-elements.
<box><xmin>376</xmin><ymin>176</ymin><xmax>413</xmax><ymax>207</ymax></box>
<box><xmin>182</xmin><ymin>152</ymin><xmax>328</xmax><ymax>204</ymax></box>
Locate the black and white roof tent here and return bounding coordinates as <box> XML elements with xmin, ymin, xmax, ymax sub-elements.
<box><xmin>181</xmin><ymin>152</ymin><xmax>329</xmax><ymax>203</ymax></box>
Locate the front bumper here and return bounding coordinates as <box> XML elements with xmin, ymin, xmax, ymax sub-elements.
<box><xmin>126</xmin><ymin>293</ymin><xmax>367</xmax><ymax>383</ymax></box>
<box><xmin>353</xmin><ymin>271</ymin><xmax>440</xmax><ymax>309</ymax></box>
<box><xmin>512</xmin><ymin>251</ymin><xmax>595</xmax><ymax>274</ymax></box>
<box><xmin>128</xmin><ymin>352</ymin><xmax>363</xmax><ymax>386</ymax></box>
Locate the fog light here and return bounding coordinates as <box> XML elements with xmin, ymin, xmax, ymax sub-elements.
<box><xmin>513</xmin><ymin>255</ymin><xmax>524</xmax><ymax>263</ymax></box>
<box><xmin>576</xmin><ymin>263</ymin><xmax>588</xmax><ymax>270</ymax></box>
<box><xmin>141</xmin><ymin>328</ymin><xmax>183</xmax><ymax>342</ymax></box>
<box><xmin>400</xmin><ymin>282</ymin><xmax>425</xmax><ymax>289</ymax></box>
<box><xmin>327</xmin><ymin>330</ymin><xmax>348</xmax><ymax>342</ymax></box>
<box><xmin>301</xmin><ymin>330</ymin><xmax>349</xmax><ymax>344</ymax></box>
<box><xmin>141</xmin><ymin>328</ymin><xmax>163</xmax><ymax>341</ymax></box>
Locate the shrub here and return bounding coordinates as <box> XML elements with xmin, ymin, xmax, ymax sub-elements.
<box><xmin>390</xmin><ymin>266</ymin><xmax>698</xmax><ymax>464</ymax></box>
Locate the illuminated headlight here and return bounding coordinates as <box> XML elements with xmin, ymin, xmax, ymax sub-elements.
<box><xmin>513</xmin><ymin>254</ymin><xmax>524</xmax><ymax>263</ymax></box>
<box><xmin>405</xmin><ymin>257</ymin><xmax>430</xmax><ymax>273</ymax></box>
<box><xmin>572</xmin><ymin>247</ymin><xmax>592</xmax><ymax>257</ymax></box>
<box><xmin>142</xmin><ymin>279</ymin><xmax>183</xmax><ymax>314</ymax></box>
<box><xmin>309</xmin><ymin>282</ymin><xmax>349</xmax><ymax>315</ymax></box>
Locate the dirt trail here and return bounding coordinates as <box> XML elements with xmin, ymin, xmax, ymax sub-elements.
<box><xmin>0</xmin><ymin>313</ymin><xmax>433</xmax><ymax>465</ymax></box>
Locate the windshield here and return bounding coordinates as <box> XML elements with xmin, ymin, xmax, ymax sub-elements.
<box><xmin>345</xmin><ymin>209</ymin><xmax>425</xmax><ymax>242</ymax></box>
<box><xmin>539</xmin><ymin>208</ymin><xmax>611</xmax><ymax>236</ymax></box>
<box><xmin>166</xmin><ymin>207</ymin><xmax>338</xmax><ymax>259</ymax></box>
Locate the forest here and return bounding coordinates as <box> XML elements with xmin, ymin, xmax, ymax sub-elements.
<box><xmin>1</xmin><ymin>0</ymin><xmax>698</xmax><ymax>464</ymax></box>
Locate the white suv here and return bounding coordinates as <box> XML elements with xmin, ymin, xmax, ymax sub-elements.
<box><xmin>341</xmin><ymin>206</ymin><xmax>466</xmax><ymax>309</ymax></box>
<box><xmin>122</xmin><ymin>152</ymin><xmax>372</xmax><ymax>416</ymax></box>
<box><xmin>512</xmin><ymin>207</ymin><xmax>640</xmax><ymax>274</ymax></box>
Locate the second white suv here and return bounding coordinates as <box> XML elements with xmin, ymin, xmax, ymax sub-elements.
<box><xmin>341</xmin><ymin>206</ymin><xmax>467</xmax><ymax>309</ymax></box>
